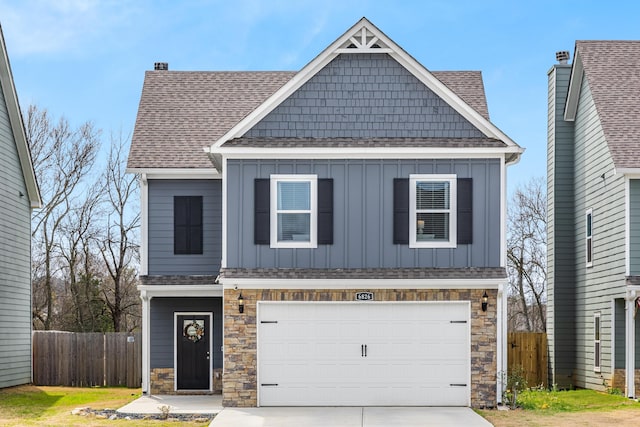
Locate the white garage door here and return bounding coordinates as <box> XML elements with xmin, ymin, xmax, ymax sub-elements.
<box><xmin>258</xmin><ymin>301</ymin><xmax>470</xmax><ymax>406</ymax></box>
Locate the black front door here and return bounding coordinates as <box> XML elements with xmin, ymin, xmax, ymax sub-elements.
<box><xmin>176</xmin><ymin>315</ymin><xmax>210</xmax><ymax>390</ymax></box>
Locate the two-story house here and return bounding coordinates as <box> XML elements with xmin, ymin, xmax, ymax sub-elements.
<box><xmin>127</xmin><ymin>18</ymin><xmax>522</xmax><ymax>408</ymax></box>
<box><xmin>548</xmin><ymin>43</ymin><xmax>640</xmax><ymax>398</ymax></box>
<box><xmin>0</xmin><ymin>25</ymin><xmax>42</xmax><ymax>388</ymax></box>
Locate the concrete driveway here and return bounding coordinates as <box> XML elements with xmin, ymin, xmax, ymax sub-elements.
<box><xmin>210</xmin><ymin>407</ymin><xmax>492</xmax><ymax>426</ymax></box>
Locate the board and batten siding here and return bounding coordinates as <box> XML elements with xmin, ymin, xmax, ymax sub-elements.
<box><xmin>150</xmin><ymin>298</ymin><xmax>223</xmax><ymax>370</ymax></box>
<box><xmin>147</xmin><ymin>179</ymin><xmax>222</xmax><ymax>276</ymax></box>
<box><xmin>630</xmin><ymin>179</ymin><xmax>640</xmax><ymax>275</ymax></box>
<box><xmin>244</xmin><ymin>53</ymin><xmax>485</xmax><ymax>140</ymax></box>
<box><xmin>547</xmin><ymin>64</ymin><xmax>576</xmax><ymax>388</ymax></box>
<box><xmin>0</xmin><ymin>82</ymin><xmax>32</xmax><ymax>388</ymax></box>
<box><xmin>226</xmin><ymin>158</ymin><xmax>501</xmax><ymax>269</ymax></box>
<box><xmin>572</xmin><ymin>74</ymin><xmax>626</xmax><ymax>390</ymax></box>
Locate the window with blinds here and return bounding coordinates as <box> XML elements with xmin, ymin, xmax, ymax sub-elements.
<box><xmin>409</xmin><ymin>175</ymin><xmax>457</xmax><ymax>248</ymax></box>
<box><xmin>270</xmin><ymin>175</ymin><xmax>317</xmax><ymax>248</ymax></box>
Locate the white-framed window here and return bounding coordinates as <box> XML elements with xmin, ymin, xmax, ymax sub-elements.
<box><xmin>594</xmin><ymin>312</ymin><xmax>601</xmax><ymax>372</ymax></box>
<box><xmin>270</xmin><ymin>174</ymin><xmax>317</xmax><ymax>248</ymax></box>
<box><xmin>586</xmin><ymin>209</ymin><xmax>593</xmax><ymax>267</ymax></box>
<box><xmin>409</xmin><ymin>174</ymin><xmax>457</xmax><ymax>248</ymax></box>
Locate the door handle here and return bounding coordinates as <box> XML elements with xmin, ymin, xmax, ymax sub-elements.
<box><xmin>206</xmin><ymin>351</ymin><xmax>210</xmax><ymax>360</ymax></box>
<box><xmin>364</xmin><ymin>344</ymin><xmax>367</xmax><ymax>357</ymax></box>
<box><xmin>361</xmin><ymin>344</ymin><xmax>364</xmax><ymax>357</ymax></box>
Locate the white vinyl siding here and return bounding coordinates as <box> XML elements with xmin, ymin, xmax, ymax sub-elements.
<box><xmin>270</xmin><ymin>175</ymin><xmax>317</xmax><ymax>248</ymax></box>
<box><xmin>409</xmin><ymin>174</ymin><xmax>456</xmax><ymax>248</ymax></box>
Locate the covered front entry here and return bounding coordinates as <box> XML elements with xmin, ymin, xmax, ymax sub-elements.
<box><xmin>257</xmin><ymin>301</ymin><xmax>470</xmax><ymax>406</ymax></box>
<box><xmin>176</xmin><ymin>313</ymin><xmax>212</xmax><ymax>390</ymax></box>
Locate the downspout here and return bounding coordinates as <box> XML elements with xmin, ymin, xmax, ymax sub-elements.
<box><xmin>497</xmin><ymin>282</ymin><xmax>507</xmax><ymax>404</ymax></box>
<box><xmin>626</xmin><ymin>289</ymin><xmax>636</xmax><ymax>398</ymax></box>
<box><xmin>140</xmin><ymin>290</ymin><xmax>151</xmax><ymax>394</ymax></box>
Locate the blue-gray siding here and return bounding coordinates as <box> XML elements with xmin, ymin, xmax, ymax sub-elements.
<box><xmin>150</xmin><ymin>297</ymin><xmax>223</xmax><ymax>370</ymax></box>
<box><xmin>0</xmin><ymin>80</ymin><xmax>32</xmax><ymax>388</ymax></box>
<box><xmin>244</xmin><ymin>53</ymin><xmax>485</xmax><ymax>140</ymax></box>
<box><xmin>147</xmin><ymin>179</ymin><xmax>222</xmax><ymax>275</ymax></box>
<box><xmin>226</xmin><ymin>158</ymin><xmax>501</xmax><ymax>269</ymax></box>
<box><xmin>630</xmin><ymin>179</ymin><xmax>640</xmax><ymax>275</ymax></box>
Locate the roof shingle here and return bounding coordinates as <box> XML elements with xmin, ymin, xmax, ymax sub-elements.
<box><xmin>127</xmin><ymin>69</ymin><xmax>492</xmax><ymax>169</ymax></box>
<box><xmin>576</xmin><ymin>41</ymin><xmax>640</xmax><ymax>170</ymax></box>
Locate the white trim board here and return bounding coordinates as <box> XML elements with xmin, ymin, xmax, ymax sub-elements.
<box><xmin>126</xmin><ymin>168</ymin><xmax>221</xmax><ymax>180</ymax></box>
<box><xmin>138</xmin><ymin>285</ymin><xmax>223</xmax><ymax>298</ymax></box>
<box><xmin>221</xmin><ymin>278</ymin><xmax>505</xmax><ymax>289</ymax></box>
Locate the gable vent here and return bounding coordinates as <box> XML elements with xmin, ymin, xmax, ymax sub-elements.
<box><xmin>154</xmin><ymin>62</ymin><xmax>169</xmax><ymax>71</ymax></box>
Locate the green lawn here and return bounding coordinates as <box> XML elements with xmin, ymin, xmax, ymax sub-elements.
<box><xmin>479</xmin><ymin>389</ymin><xmax>640</xmax><ymax>427</ymax></box>
<box><xmin>0</xmin><ymin>385</ymin><xmax>211</xmax><ymax>426</ymax></box>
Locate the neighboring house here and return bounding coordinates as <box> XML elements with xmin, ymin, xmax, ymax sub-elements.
<box><xmin>0</xmin><ymin>25</ymin><xmax>42</xmax><ymax>388</ymax></box>
<box><xmin>127</xmin><ymin>18</ymin><xmax>522</xmax><ymax>408</ymax></box>
<box><xmin>547</xmin><ymin>42</ymin><xmax>640</xmax><ymax>397</ymax></box>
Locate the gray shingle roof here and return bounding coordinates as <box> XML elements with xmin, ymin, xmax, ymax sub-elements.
<box><xmin>127</xmin><ymin>70</ymin><xmax>492</xmax><ymax>169</ymax></box>
<box><xmin>576</xmin><ymin>41</ymin><xmax>640</xmax><ymax>170</ymax></box>
<box><xmin>128</xmin><ymin>71</ymin><xmax>295</xmax><ymax>169</ymax></box>
<box><xmin>220</xmin><ymin>267</ymin><xmax>506</xmax><ymax>280</ymax></box>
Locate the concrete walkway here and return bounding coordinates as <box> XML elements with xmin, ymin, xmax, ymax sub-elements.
<box><xmin>210</xmin><ymin>406</ymin><xmax>493</xmax><ymax>426</ymax></box>
<box><xmin>117</xmin><ymin>396</ymin><xmax>492</xmax><ymax>426</ymax></box>
<box><xmin>117</xmin><ymin>394</ymin><xmax>223</xmax><ymax>414</ymax></box>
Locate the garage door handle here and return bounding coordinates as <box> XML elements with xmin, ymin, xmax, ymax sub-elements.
<box><xmin>261</xmin><ymin>383</ymin><xmax>278</xmax><ymax>387</ymax></box>
<box><xmin>450</xmin><ymin>384</ymin><xmax>467</xmax><ymax>387</ymax></box>
<box><xmin>361</xmin><ymin>344</ymin><xmax>364</xmax><ymax>357</ymax></box>
<box><xmin>365</xmin><ymin>344</ymin><xmax>367</xmax><ymax>357</ymax></box>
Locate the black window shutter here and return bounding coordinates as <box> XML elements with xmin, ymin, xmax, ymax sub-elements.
<box><xmin>317</xmin><ymin>179</ymin><xmax>333</xmax><ymax>245</ymax></box>
<box><xmin>457</xmin><ymin>178</ymin><xmax>473</xmax><ymax>244</ymax></box>
<box><xmin>174</xmin><ymin>196</ymin><xmax>203</xmax><ymax>254</ymax></box>
<box><xmin>190</xmin><ymin>196</ymin><xmax>203</xmax><ymax>253</ymax></box>
<box><xmin>254</xmin><ymin>179</ymin><xmax>270</xmax><ymax>244</ymax></box>
<box><xmin>393</xmin><ymin>178</ymin><xmax>409</xmax><ymax>244</ymax></box>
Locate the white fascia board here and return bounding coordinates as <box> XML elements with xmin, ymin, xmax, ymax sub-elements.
<box><xmin>137</xmin><ymin>284</ymin><xmax>223</xmax><ymax>298</ymax></box>
<box><xmin>564</xmin><ymin>50</ymin><xmax>584</xmax><ymax>122</ymax></box>
<box><xmin>221</xmin><ymin>278</ymin><xmax>504</xmax><ymax>289</ymax></box>
<box><xmin>125</xmin><ymin>168</ymin><xmax>221</xmax><ymax>180</ymax></box>
<box><xmin>217</xmin><ymin>146</ymin><xmax>523</xmax><ymax>159</ymax></box>
<box><xmin>209</xmin><ymin>17</ymin><xmax>521</xmax><ymax>155</ymax></box>
<box><xmin>615</xmin><ymin>169</ymin><xmax>640</xmax><ymax>177</ymax></box>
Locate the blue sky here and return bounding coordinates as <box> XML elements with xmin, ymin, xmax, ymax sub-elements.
<box><xmin>1</xmin><ymin>0</ymin><xmax>639</xmax><ymax>191</ymax></box>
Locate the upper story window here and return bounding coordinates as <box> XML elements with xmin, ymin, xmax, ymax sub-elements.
<box><xmin>586</xmin><ymin>209</ymin><xmax>593</xmax><ymax>267</ymax></box>
<box><xmin>409</xmin><ymin>175</ymin><xmax>457</xmax><ymax>248</ymax></box>
<box><xmin>270</xmin><ymin>175</ymin><xmax>317</xmax><ymax>248</ymax></box>
<box><xmin>174</xmin><ymin>196</ymin><xmax>203</xmax><ymax>255</ymax></box>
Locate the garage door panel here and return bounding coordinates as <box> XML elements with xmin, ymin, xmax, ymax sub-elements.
<box><xmin>258</xmin><ymin>302</ymin><xmax>470</xmax><ymax>406</ymax></box>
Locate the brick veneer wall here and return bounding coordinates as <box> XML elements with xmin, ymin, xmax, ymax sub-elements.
<box><xmin>612</xmin><ymin>369</ymin><xmax>640</xmax><ymax>393</ymax></box>
<box><xmin>223</xmin><ymin>288</ymin><xmax>497</xmax><ymax>408</ymax></box>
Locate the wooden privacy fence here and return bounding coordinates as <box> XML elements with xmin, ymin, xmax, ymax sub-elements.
<box><xmin>507</xmin><ymin>332</ymin><xmax>548</xmax><ymax>387</ymax></box>
<box><xmin>33</xmin><ymin>331</ymin><xmax>141</xmax><ymax>387</ymax></box>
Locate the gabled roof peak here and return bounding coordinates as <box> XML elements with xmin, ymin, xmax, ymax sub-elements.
<box><xmin>208</xmin><ymin>17</ymin><xmax>521</xmax><ymax>155</ymax></box>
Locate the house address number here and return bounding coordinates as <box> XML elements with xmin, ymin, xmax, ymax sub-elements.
<box><xmin>355</xmin><ymin>292</ymin><xmax>374</xmax><ymax>301</ymax></box>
